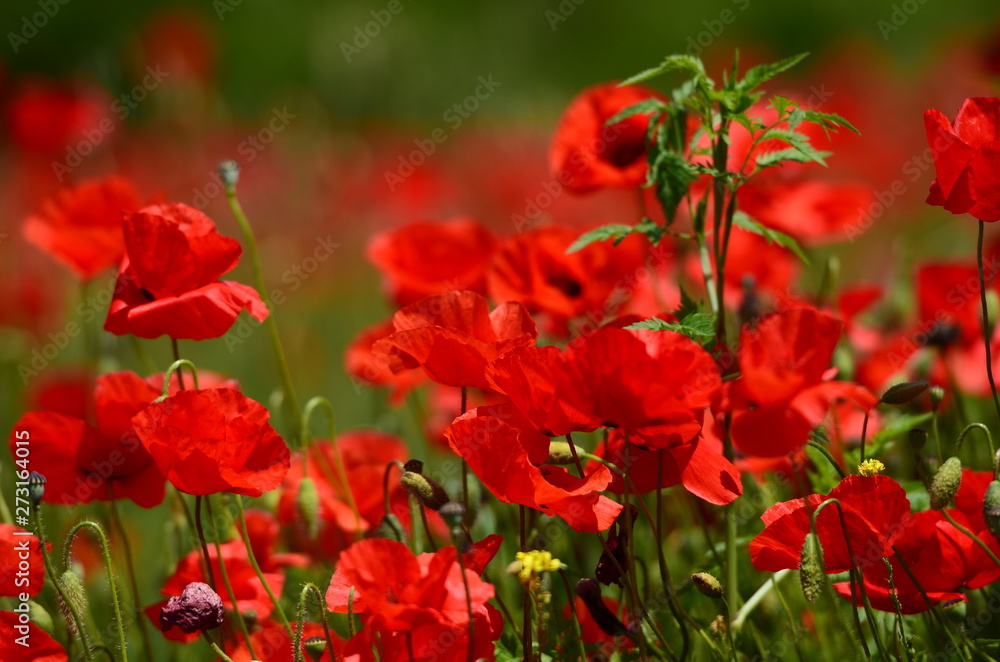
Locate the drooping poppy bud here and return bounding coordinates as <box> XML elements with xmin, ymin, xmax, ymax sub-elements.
<box><xmin>983</xmin><ymin>480</ymin><xmax>1000</xmax><ymax>539</ymax></box>
<box><xmin>400</xmin><ymin>471</ymin><xmax>450</xmax><ymax>511</ymax></box>
<box><xmin>375</xmin><ymin>513</ymin><xmax>405</xmax><ymax>542</ymax></box>
<box><xmin>908</xmin><ymin>428</ymin><xmax>928</xmax><ymax>452</ymax></box>
<box><xmin>159</xmin><ymin>582</ymin><xmax>225</xmax><ymax>634</ymax></box>
<box><xmin>880</xmin><ymin>380</ymin><xmax>929</xmax><ymax>406</ymax></box>
<box><xmin>58</xmin><ymin>570</ymin><xmax>87</xmax><ymax>635</ymax></box>
<box><xmin>303</xmin><ymin>635</ymin><xmax>327</xmax><ymax>662</ymax></box>
<box><xmin>691</xmin><ymin>572</ymin><xmax>723</xmax><ymax>599</ymax></box>
<box><xmin>799</xmin><ymin>532</ymin><xmax>826</xmax><ymax>603</ymax></box>
<box><xmin>296</xmin><ymin>477</ymin><xmax>320</xmax><ymax>539</ymax></box>
<box><xmin>929</xmin><ymin>457</ymin><xmax>963</xmax><ymax>510</ymax></box>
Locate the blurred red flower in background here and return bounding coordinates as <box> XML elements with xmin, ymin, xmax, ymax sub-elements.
<box><xmin>0</xmin><ymin>525</ymin><xmax>46</xmax><ymax>597</ymax></box>
<box><xmin>0</xmin><ymin>610</ymin><xmax>68</xmax><ymax>662</ymax></box>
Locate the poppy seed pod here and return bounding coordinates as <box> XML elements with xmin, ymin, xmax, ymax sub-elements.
<box><xmin>691</xmin><ymin>572</ymin><xmax>723</xmax><ymax>599</ymax></box>
<box><xmin>439</xmin><ymin>501</ymin><xmax>466</xmax><ymax>530</ymax></box>
<box><xmin>400</xmin><ymin>471</ymin><xmax>450</xmax><ymax>511</ymax></box>
<box><xmin>908</xmin><ymin>428</ymin><xmax>928</xmax><ymax>451</ymax></box>
<box><xmin>929</xmin><ymin>456</ymin><xmax>963</xmax><ymax>510</ymax></box>
<box><xmin>217</xmin><ymin>159</ymin><xmax>240</xmax><ymax>188</ymax></box>
<box><xmin>27</xmin><ymin>471</ymin><xmax>46</xmax><ymax>505</ymax></box>
<box><xmin>159</xmin><ymin>582</ymin><xmax>225</xmax><ymax>634</ymax></box>
<box><xmin>297</xmin><ymin>476</ymin><xmax>320</xmax><ymax>538</ymax></box>
<box><xmin>303</xmin><ymin>636</ymin><xmax>327</xmax><ymax>662</ymax></box>
<box><xmin>983</xmin><ymin>480</ymin><xmax>1000</xmax><ymax>539</ymax></box>
<box><xmin>799</xmin><ymin>532</ymin><xmax>826</xmax><ymax>602</ymax></box>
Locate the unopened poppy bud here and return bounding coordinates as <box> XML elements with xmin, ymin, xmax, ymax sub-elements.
<box><xmin>400</xmin><ymin>471</ymin><xmax>450</xmax><ymax>511</ymax></box>
<box><xmin>929</xmin><ymin>386</ymin><xmax>946</xmax><ymax>407</ymax></box>
<box><xmin>403</xmin><ymin>459</ymin><xmax>424</xmax><ymax>473</ymax></box>
<box><xmin>376</xmin><ymin>513</ymin><xmax>405</xmax><ymax>542</ymax></box>
<box><xmin>303</xmin><ymin>636</ymin><xmax>327</xmax><ymax>662</ymax></box>
<box><xmin>546</xmin><ymin>441</ymin><xmax>584</xmax><ymax>465</ymax></box>
<box><xmin>880</xmin><ymin>380</ymin><xmax>929</xmax><ymax>405</ymax></box>
<box><xmin>983</xmin><ymin>480</ymin><xmax>1000</xmax><ymax>539</ymax></box>
<box><xmin>297</xmin><ymin>477</ymin><xmax>320</xmax><ymax>539</ymax></box>
<box><xmin>217</xmin><ymin>160</ymin><xmax>240</xmax><ymax>188</ymax></box>
<box><xmin>27</xmin><ymin>472</ymin><xmax>46</xmax><ymax>505</ymax></box>
<box><xmin>908</xmin><ymin>428</ymin><xmax>928</xmax><ymax>451</ymax></box>
<box><xmin>691</xmin><ymin>572</ymin><xmax>723</xmax><ymax>599</ymax></box>
<box><xmin>160</xmin><ymin>582</ymin><xmax>225</xmax><ymax>634</ymax></box>
<box><xmin>575</xmin><ymin>578</ymin><xmax>629</xmax><ymax>638</ymax></box>
<box><xmin>439</xmin><ymin>501</ymin><xmax>465</xmax><ymax>530</ymax></box>
<box><xmin>799</xmin><ymin>532</ymin><xmax>826</xmax><ymax>603</ymax></box>
<box><xmin>29</xmin><ymin>600</ymin><xmax>55</xmax><ymax>636</ymax></box>
<box><xmin>929</xmin><ymin>456</ymin><xmax>963</xmax><ymax>510</ymax></box>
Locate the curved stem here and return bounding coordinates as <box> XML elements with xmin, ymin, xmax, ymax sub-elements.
<box><xmin>806</xmin><ymin>442</ymin><xmax>847</xmax><ymax>480</ymax></box>
<box><xmin>954</xmin><ymin>422</ymin><xmax>995</xmax><ymax>461</ymax></box>
<box><xmin>223</xmin><ymin>179</ymin><xmax>304</xmax><ymax>445</ymax></box>
<box><xmin>203</xmin><ymin>632</ymin><xmax>237</xmax><ymax>662</ymax></box>
<box><xmin>293</xmin><ymin>583</ymin><xmax>337</xmax><ymax>662</ymax></box>
<box><xmin>204</xmin><ymin>497</ymin><xmax>257</xmax><ymax>658</ymax></box>
<box><xmin>107</xmin><ymin>486</ymin><xmax>155</xmax><ymax>661</ymax></box>
<box><xmin>731</xmin><ymin>569</ymin><xmax>792</xmax><ymax>630</ymax></box>
<box><xmin>234</xmin><ymin>496</ymin><xmax>292</xmax><ymax>637</ymax></box>
<box><xmin>859</xmin><ymin>412</ymin><xmax>871</xmax><ymax>464</ymax></box>
<box><xmin>942</xmin><ymin>509</ymin><xmax>1000</xmax><ymax>569</ymax></box>
<box><xmin>978</xmin><ymin>219</ymin><xmax>1000</xmax><ymax>426</ymax></box>
<box><xmin>62</xmin><ymin>521</ymin><xmax>129</xmax><ymax>662</ymax></box>
<box><xmin>892</xmin><ymin>546</ymin><xmax>968</xmax><ymax>659</ymax></box>
<box><xmin>158</xmin><ymin>359</ymin><xmax>199</xmax><ymax>400</ymax></box>
<box><xmin>302</xmin><ymin>396</ymin><xmax>360</xmax><ymax>527</ymax></box>
<box><xmin>170</xmin><ymin>339</ymin><xmax>185</xmax><ymax>391</ymax></box>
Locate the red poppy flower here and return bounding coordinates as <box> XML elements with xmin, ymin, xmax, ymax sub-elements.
<box><xmin>727</xmin><ymin>308</ymin><xmax>876</xmax><ymax>458</ymax></box>
<box><xmin>144</xmin><ymin>540</ymin><xmax>284</xmax><ymax>644</ymax></box>
<box><xmin>131</xmin><ymin>387</ymin><xmax>290</xmax><ymax>496</ymax></box>
<box><xmin>739</xmin><ymin>179</ymin><xmax>872</xmax><ymax>244</ymax></box>
<box><xmin>366</xmin><ymin>218</ymin><xmax>497</xmax><ymax>307</ymax></box>
<box><xmin>749</xmin><ymin>475</ymin><xmax>911</xmax><ymax>574</ymax></box>
<box><xmin>0</xmin><ymin>610</ymin><xmax>67</xmax><ymax>662</ymax></box>
<box><xmin>444</xmin><ymin>404</ymin><xmax>623</xmax><ymax>532</ymax></box>
<box><xmin>344</xmin><ymin>319</ymin><xmax>427</xmax><ymax>406</ymax></box>
<box><xmin>488</xmin><ymin>326</ymin><xmax>719</xmax><ymax>441</ymax></box>
<box><xmin>277</xmin><ymin>430</ymin><xmax>408</xmax><ymax>555</ymax></box>
<box><xmin>563</xmin><ymin>595</ymin><xmax>632</xmax><ymax>655</ymax></box>
<box><xmin>23</xmin><ymin>176</ymin><xmax>142</xmax><ymax>280</ymax></box>
<box><xmin>373</xmin><ymin>290</ymin><xmax>537</xmax><ymax>390</ymax></box>
<box><xmin>486</xmin><ymin>225</ymin><xmax>645</xmax><ymax>335</ymax></box>
<box><xmin>0</xmin><ymin>525</ymin><xmax>46</xmax><ymax>597</ymax></box>
<box><xmin>550</xmin><ymin>82</ymin><xmax>663</xmax><ymax>193</ymax></box>
<box><xmin>924</xmin><ymin>97</ymin><xmax>1000</xmax><ymax>221</ymax></box>
<box><xmin>327</xmin><ymin>539</ymin><xmax>501</xmax><ymax>660</ymax></box>
<box><xmin>9</xmin><ymin>371</ymin><xmax>174</xmax><ymax>507</ymax></box>
<box><xmin>227</xmin><ymin>619</ymin><xmax>343</xmax><ymax>662</ymax></box>
<box><xmin>104</xmin><ymin>203</ymin><xmax>268</xmax><ymax>340</ymax></box>
<box><xmin>5</xmin><ymin>80</ymin><xmax>108</xmax><ymax>157</ymax></box>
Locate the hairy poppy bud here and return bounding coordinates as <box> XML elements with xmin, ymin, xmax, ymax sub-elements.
<box><xmin>376</xmin><ymin>513</ymin><xmax>405</xmax><ymax>542</ymax></box>
<box><xmin>983</xmin><ymin>480</ymin><xmax>1000</xmax><ymax>539</ymax></box>
<box><xmin>160</xmin><ymin>582</ymin><xmax>225</xmax><ymax>634</ymax></box>
<box><xmin>303</xmin><ymin>636</ymin><xmax>327</xmax><ymax>662</ymax></box>
<box><xmin>400</xmin><ymin>471</ymin><xmax>450</xmax><ymax>511</ymax></box>
<box><xmin>908</xmin><ymin>428</ymin><xmax>928</xmax><ymax>452</ymax></box>
<box><xmin>691</xmin><ymin>572</ymin><xmax>723</xmax><ymax>599</ymax></box>
<box><xmin>57</xmin><ymin>570</ymin><xmax>86</xmax><ymax>635</ymax></box>
<box><xmin>929</xmin><ymin>456</ymin><xmax>963</xmax><ymax>510</ymax></box>
<box><xmin>880</xmin><ymin>380</ymin><xmax>929</xmax><ymax>405</ymax></box>
<box><xmin>297</xmin><ymin>477</ymin><xmax>320</xmax><ymax>539</ymax></box>
<box><xmin>546</xmin><ymin>441</ymin><xmax>583</xmax><ymax>465</ymax></box>
<box><xmin>799</xmin><ymin>532</ymin><xmax>826</xmax><ymax>603</ymax></box>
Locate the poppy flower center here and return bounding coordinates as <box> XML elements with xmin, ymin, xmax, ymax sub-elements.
<box><xmin>921</xmin><ymin>321</ymin><xmax>960</xmax><ymax>347</ymax></box>
<box><xmin>550</xmin><ymin>275</ymin><xmax>583</xmax><ymax>298</ymax></box>
<box><xmin>602</xmin><ymin>138</ymin><xmax>646</xmax><ymax>169</ymax></box>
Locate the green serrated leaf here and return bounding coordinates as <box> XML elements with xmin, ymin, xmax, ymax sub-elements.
<box><xmin>625</xmin><ymin>312</ymin><xmax>715</xmax><ymax>345</ymax></box>
<box><xmin>733</xmin><ymin>212</ymin><xmax>810</xmax><ymax>264</ymax></box>
<box><xmin>787</xmin><ymin>108</ymin><xmax>807</xmax><ymax>130</ymax></box>
<box><xmin>764</xmin><ymin>128</ymin><xmax>829</xmax><ymax>166</ymax></box>
<box><xmin>739</xmin><ymin>53</ymin><xmax>809</xmax><ymax>92</ymax></box>
<box><xmin>676</xmin><ymin>286</ymin><xmax>700</xmax><ymax>320</ymax></box>
<box><xmin>566</xmin><ymin>224</ymin><xmax>635</xmax><ymax>253</ymax></box>
<box><xmin>650</xmin><ymin>151</ymin><xmax>698</xmax><ymax>223</ymax></box>
<box><xmin>620</xmin><ymin>54</ymin><xmax>709</xmax><ymax>87</ymax></box>
<box><xmin>869</xmin><ymin>412</ymin><xmax>934</xmax><ymax>451</ymax></box>
<box><xmin>604</xmin><ymin>99</ymin><xmax>668</xmax><ymax>128</ymax></box>
<box><xmin>803</xmin><ymin>109</ymin><xmax>860</xmax><ymax>135</ymax></box>
<box><xmin>754</xmin><ymin>147</ymin><xmax>831</xmax><ymax>171</ymax></box>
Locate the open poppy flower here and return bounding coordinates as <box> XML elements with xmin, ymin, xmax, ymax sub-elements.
<box><xmin>367</xmin><ymin>217</ymin><xmax>497</xmax><ymax>307</ymax></box>
<box><xmin>444</xmin><ymin>403</ymin><xmax>623</xmax><ymax>532</ymax></box>
<box><xmin>104</xmin><ymin>203</ymin><xmax>268</xmax><ymax>340</ymax></box>
<box><xmin>23</xmin><ymin>175</ymin><xmax>142</xmax><ymax>280</ymax></box>
<box><xmin>145</xmin><ymin>540</ymin><xmax>284</xmax><ymax>644</ymax></box>
<box><xmin>327</xmin><ymin>538</ymin><xmax>502</xmax><ymax>660</ymax></box>
<box><xmin>344</xmin><ymin>319</ymin><xmax>427</xmax><ymax>405</ymax></box>
<box><xmin>726</xmin><ymin>307</ymin><xmax>876</xmax><ymax>458</ymax></box>
<box><xmin>488</xmin><ymin>326</ymin><xmax>719</xmax><ymax>442</ymax></box>
<box><xmin>0</xmin><ymin>525</ymin><xmax>46</xmax><ymax>597</ymax></box>
<box><xmin>0</xmin><ymin>610</ymin><xmax>68</xmax><ymax>662</ymax></box>
<box><xmin>8</xmin><ymin>370</ymin><xmax>177</xmax><ymax>507</ymax></box>
<box><xmin>372</xmin><ymin>290</ymin><xmax>537</xmax><ymax>390</ymax></box>
<box><xmin>549</xmin><ymin>82</ymin><xmax>663</xmax><ymax>193</ymax></box>
<box><xmin>924</xmin><ymin>97</ymin><xmax>1000</xmax><ymax>221</ymax></box>
<box><xmin>749</xmin><ymin>474</ymin><xmax>911</xmax><ymax>574</ymax></box>
<box><xmin>131</xmin><ymin>387</ymin><xmax>290</xmax><ymax>497</ymax></box>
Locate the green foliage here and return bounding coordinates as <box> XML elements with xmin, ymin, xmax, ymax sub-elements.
<box><xmin>567</xmin><ymin>218</ymin><xmax>666</xmax><ymax>252</ymax></box>
<box><xmin>733</xmin><ymin>212</ymin><xmax>810</xmax><ymax>264</ymax></box>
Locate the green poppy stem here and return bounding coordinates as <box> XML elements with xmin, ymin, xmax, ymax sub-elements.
<box><xmin>978</xmin><ymin>220</ymin><xmax>1000</xmax><ymax>426</ymax></box>
<box><xmin>233</xmin><ymin>496</ymin><xmax>292</xmax><ymax>637</ymax></box>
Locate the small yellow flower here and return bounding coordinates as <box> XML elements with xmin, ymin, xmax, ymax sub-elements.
<box><xmin>858</xmin><ymin>458</ymin><xmax>885</xmax><ymax>477</ymax></box>
<box><xmin>514</xmin><ymin>550</ymin><xmax>563</xmax><ymax>582</ymax></box>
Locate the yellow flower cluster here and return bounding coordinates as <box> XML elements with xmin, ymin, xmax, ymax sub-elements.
<box><xmin>858</xmin><ymin>458</ymin><xmax>886</xmax><ymax>477</ymax></box>
<box><xmin>514</xmin><ymin>550</ymin><xmax>563</xmax><ymax>582</ymax></box>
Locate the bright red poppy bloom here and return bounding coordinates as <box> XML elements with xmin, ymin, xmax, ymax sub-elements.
<box><xmin>749</xmin><ymin>475</ymin><xmax>911</xmax><ymax>574</ymax></box>
<box><xmin>444</xmin><ymin>404</ymin><xmax>623</xmax><ymax>532</ymax></box>
<box><xmin>344</xmin><ymin>319</ymin><xmax>427</xmax><ymax>405</ymax></box>
<box><xmin>5</xmin><ymin>80</ymin><xmax>108</xmax><ymax>157</ymax></box>
<box><xmin>726</xmin><ymin>307</ymin><xmax>876</xmax><ymax>458</ymax></box>
<box><xmin>327</xmin><ymin>539</ymin><xmax>502</xmax><ymax>661</ymax></box>
<box><xmin>738</xmin><ymin>178</ymin><xmax>873</xmax><ymax>243</ymax></box>
<box><xmin>924</xmin><ymin>97</ymin><xmax>1000</xmax><ymax>221</ymax></box>
<box><xmin>488</xmin><ymin>326</ymin><xmax>719</xmax><ymax>441</ymax></box>
<box><xmin>277</xmin><ymin>430</ymin><xmax>409</xmax><ymax>555</ymax></box>
<box><xmin>104</xmin><ymin>203</ymin><xmax>268</xmax><ymax>340</ymax></box>
<box><xmin>131</xmin><ymin>387</ymin><xmax>290</xmax><ymax>496</ymax></box>
<box><xmin>144</xmin><ymin>540</ymin><xmax>284</xmax><ymax>644</ymax></box>
<box><xmin>0</xmin><ymin>525</ymin><xmax>46</xmax><ymax>597</ymax></box>
<box><xmin>22</xmin><ymin>176</ymin><xmax>142</xmax><ymax>280</ymax></box>
<box><xmin>0</xmin><ymin>610</ymin><xmax>68</xmax><ymax>661</ymax></box>
<box><xmin>486</xmin><ymin>226</ymin><xmax>645</xmax><ymax>335</ymax></box>
<box><xmin>550</xmin><ymin>82</ymin><xmax>663</xmax><ymax>193</ymax></box>
<box><xmin>366</xmin><ymin>218</ymin><xmax>497</xmax><ymax>307</ymax></box>
<box><xmin>373</xmin><ymin>290</ymin><xmax>537</xmax><ymax>390</ymax></box>
<box><xmin>9</xmin><ymin>371</ymin><xmax>176</xmax><ymax>507</ymax></box>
